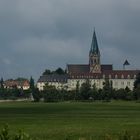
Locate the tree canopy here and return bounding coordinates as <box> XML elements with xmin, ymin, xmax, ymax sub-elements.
<box><xmin>43</xmin><ymin>68</ymin><xmax>66</xmax><ymax>75</ymax></box>
<box><xmin>134</xmin><ymin>73</ymin><xmax>140</xmax><ymax>89</ymax></box>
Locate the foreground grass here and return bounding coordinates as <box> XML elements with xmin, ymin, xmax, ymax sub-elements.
<box><xmin>0</xmin><ymin>101</ymin><xmax>140</xmax><ymax>140</ymax></box>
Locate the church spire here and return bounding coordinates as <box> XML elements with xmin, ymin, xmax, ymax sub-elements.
<box><xmin>89</xmin><ymin>29</ymin><xmax>101</xmax><ymax>73</ymax></box>
<box><xmin>89</xmin><ymin>30</ymin><xmax>100</xmax><ymax>56</ymax></box>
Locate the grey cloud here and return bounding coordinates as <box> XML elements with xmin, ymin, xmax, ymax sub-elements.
<box><xmin>0</xmin><ymin>0</ymin><xmax>140</xmax><ymax>80</ymax></box>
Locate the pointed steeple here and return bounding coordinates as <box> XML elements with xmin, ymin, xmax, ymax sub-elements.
<box><xmin>89</xmin><ymin>30</ymin><xmax>100</xmax><ymax>56</ymax></box>
<box><xmin>89</xmin><ymin>29</ymin><xmax>101</xmax><ymax>73</ymax></box>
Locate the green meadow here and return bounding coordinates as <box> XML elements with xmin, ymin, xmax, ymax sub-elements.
<box><xmin>0</xmin><ymin>101</ymin><xmax>140</xmax><ymax>140</ymax></box>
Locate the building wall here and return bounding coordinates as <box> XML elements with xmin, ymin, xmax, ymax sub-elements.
<box><xmin>111</xmin><ymin>79</ymin><xmax>134</xmax><ymax>90</ymax></box>
<box><xmin>67</xmin><ymin>78</ymin><xmax>135</xmax><ymax>91</ymax></box>
<box><xmin>37</xmin><ymin>78</ymin><xmax>135</xmax><ymax>91</ymax></box>
<box><xmin>37</xmin><ymin>82</ymin><xmax>68</xmax><ymax>91</ymax></box>
<box><xmin>37</xmin><ymin>82</ymin><xmax>45</xmax><ymax>91</ymax></box>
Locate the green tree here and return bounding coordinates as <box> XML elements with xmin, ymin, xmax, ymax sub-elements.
<box><xmin>134</xmin><ymin>73</ymin><xmax>140</xmax><ymax>100</ymax></box>
<box><xmin>29</xmin><ymin>77</ymin><xmax>40</xmax><ymax>102</ymax></box>
<box><xmin>0</xmin><ymin>124</ymin><xmax>31</xmax><ymax>140</ymax></box>
<box><xmin>54</xmin><ymin>68</ymin><xmax>65</xmax><ymax>75</ymax></box>
<box><xmin>0</xmin><ymin>78</ymin><xmax>5</xmax><ymax>99</ymax></box>
<box><xmin>80</xmin><ymin>80</ymin><xmax>91</xmax><ymax>100</ymax></box>
<box><xmin>0</xmin><ymin>78</ymin><xmax>4</xmax><ymax>90</ymax></box>
<box><xmin>32</xmin><ymin>88</ymin><xmax>40</xmax><ymax>102</ymax></box>
<box><xmin>29</xmin><ymin>77</ymin><xmax>34</xmax><ymax>91</ymax></box>
<box><xmin>102</xmin><ymin>78</ymin><xmax>113</xmax><ymax>101</ymax></box>
<box><xmin>43</xmin><ymin>84</ymin><xmax>59</xmax><ymax>102</ymax></box>
<box><xmin>134</xmin><ymin>73</ymin><xmax>140</xmax><ymax>89</ymax></box>
<box><xmin>43</xmin><ymin>69</ymin><xmax>52</xmax><ymax>75</ymax></box>
<box><xmin>90</xmin><ymin>84</ymin><xmax>99</xmax><ymax>100</ymax></box>
<box><xmin>75</xmin><ymin>81</ymin><xmax>80</xmax><ymax>100</ymax></box>
<box><xmin>0</xmin><ymin>124</ymin><xmax>10</xmax><ymax>140</ymax></box>
<box><xmin>43</xmin><ymin>68</ymin><xmax>65</xmax><ymax>75</ymax></box>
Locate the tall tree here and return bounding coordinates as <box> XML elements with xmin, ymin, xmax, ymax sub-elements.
<box><xmin>75</xmin><ymin>81</ymin><xmax>80</xmax><ymax>100</ymax></box>
<box><xmin>134</xmin><ymin>73</ymin><xmax>140</xmax><ymax>89</ymax></box>
<box><xmin>80</xmin><ymin>79</ymin><xmax>91</xmax><ymax>100</ymax></box>
<box><xmin>0</xmin><ymin>78</ymin><xmax>4</xmax><ymax>90</ymax></box>
<box><xmin>30</xmin><ymin>76</ymin><xmax>34</xmax><ymax>90</ymax></box>
<box><xmin>102</xmin><ymin>78</ymin><xmax>113</xmax><ymax>101</ymax></box>
<box><xmin>54</xmin><ymin>68</ymin><xmax>65</xmax><ymax>75</ymax></box>
<box><xmin>43</xmin><ymin>69</ymin><xmax>52</xmax><ymax>75</ymax></box>
<box><xmin>43</xmin><ymin>84</ymin><xmax>59</xmax><ymax>102</ymax></box>
<box><xmin>134</xmin><ymin>73</ymin><xmax>140</xmax><ymax>100</ymax></box>
<box><xmin>29</xmin><ymin>77</ymin><xmax>40</xmax><ymax>102</ymax></box>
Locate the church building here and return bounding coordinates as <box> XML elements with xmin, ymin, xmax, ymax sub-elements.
<box><xmin>37</xmin><ymin>31</ymin><xmax>140</xmax><ymax>91</ymax></box>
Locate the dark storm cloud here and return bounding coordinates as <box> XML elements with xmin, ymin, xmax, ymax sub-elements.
<box><xmin>0</xmin><ymin>0</ymin><xmax>140</xmax><ymax>80</ymax></box>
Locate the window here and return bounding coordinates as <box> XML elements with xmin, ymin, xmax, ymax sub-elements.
<box><xmin>115</xmin><ymin>75</ymin><xmax>118</xmax><ymax>79</ymax></box>
<box><xmin>127</xmin><ymin>82</ymin><xmax>130</xmax><ymax>86</ymax></box>
<box><xmin>121</xmin><ymin>81</ymin><xmax>124</xmax><ymax>85</ymax></box>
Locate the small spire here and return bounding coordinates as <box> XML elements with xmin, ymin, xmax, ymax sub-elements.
<box><xmin>123</xmin><ymin>59</ymin><xmax>130</xmax><ymax>70</ymax></box>
<box><xmin>123</xmin><ymin>60</ymin><xmax>130</xmax><ymax>66</ymax></box>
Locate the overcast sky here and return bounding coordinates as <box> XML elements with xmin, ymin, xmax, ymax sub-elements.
<box><xmin>0</xmin><ymin>0</ymin><xmax>140</xmax><ymax>80</ymax></box>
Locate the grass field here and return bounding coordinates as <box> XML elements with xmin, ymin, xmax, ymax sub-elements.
<box><xmin>0</xmin><ymin>101</ymin><xmax>140</xmax><ymax>140</ymax></box>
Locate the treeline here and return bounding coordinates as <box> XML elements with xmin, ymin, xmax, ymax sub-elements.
<box><xmin>1</xmin><ymin>73</ymin><xmax>140</xmax><ymax>102</ymax></box>
<box><xmin>32</xmin><ymin>73</ymin><xmax>140</xmax><ymax>102</ymax></box>
<box><xmin>43</xmin><ymin>67</ymin><xmax>66</xmax><ymax>75</ymax></box>
<box><xmin>0</xmin><ymin>88</ymin><xmax>31</xmax><ymax>100</ymax></box>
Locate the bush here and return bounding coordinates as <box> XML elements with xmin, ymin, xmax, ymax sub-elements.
<box><xmin>104</xmin><ymin>131</ymin><xmax>140</xmax><ymax>140</ymax></box>
<box><xmin>0</xmin><ymin>124</ymin><xmax>32</xmax><ymax>140</ymax></box>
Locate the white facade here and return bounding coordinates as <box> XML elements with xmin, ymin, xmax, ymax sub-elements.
<box><xmin>67</xmin><ymin>78</ymin><xmax>135</xmax><ymax>91</ymax></box>
<box><xmin>37</xmin><ymin>78</ymin><xmax>135</xmax><ymax>91</ymax></box>
<box><xmin>37</xmin><ymin>82</ymin><xmax>68</xmax><ymax>91</ymax></box>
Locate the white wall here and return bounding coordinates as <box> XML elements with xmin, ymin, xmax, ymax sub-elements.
<box><xmin>37</xmin><ymin>78</ymin><xmax>135</xmax><ymax>91</ymax></box>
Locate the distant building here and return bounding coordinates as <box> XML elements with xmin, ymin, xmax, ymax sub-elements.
<box><xmin>4</xmin><ymin>79</ymin><xmax>30</xmax><ymax>90</ymax></box>
<box><xmin>37</xmin><ymin>30</ymin><xmax>140</xmax><ymax>91</ymax></box>
<box><xmin>37</xmin><ymin>74</ymin><xmax>68</xmax><ymax>91</ymax></box>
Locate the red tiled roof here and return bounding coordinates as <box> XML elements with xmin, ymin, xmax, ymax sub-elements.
<box><xmin>4</xmin><ymin>80</ymin><xmax>30</xmax><ymax>88</ymax></box>
<box><xmin>69</xmin><ymin>70</ymin><xmax>140</xmax><ymax>79</ymax></box>
<box><xmin>67</xmin><ymin>64</ymin><xmax>113</xmax><ymax>74</ymax></box>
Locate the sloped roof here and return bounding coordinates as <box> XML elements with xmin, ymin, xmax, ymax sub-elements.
<box><xmin>69</xmin><ymin>70</ymin><xmax>140</xmax><ymax>79</ymax></box>
<box><xmin>38</xmin><ymin>74</ymin><xmax>68</xmax><ymax>83</ymax></box>
<box><xmin>4</xmin><ymin>80</ymin><xmax>29</xmax><ymax>87</ymax></box>
<box><xmin>67</xmin><ymin>64</ymin><xmax>113</xmax><ymax>73</ymax></box>
<box><xmin>101</xmin><ymin>65</ymin><xmax>113</xmax><ymax>71</ymax></box>
<box><xmin>67</xmin><ymin>64</ymin><xmax>90</xmax><ymax>73</ymax></box>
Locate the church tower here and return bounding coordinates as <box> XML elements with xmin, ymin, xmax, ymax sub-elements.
<box><xmin>89</xmin><ymin>30</ymin><xmax>101</xmax><ymax>73</ymax></box>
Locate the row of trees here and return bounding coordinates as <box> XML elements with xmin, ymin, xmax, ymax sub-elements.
<box><xmin>0</xmin><ymin>73</ymin><xmax>140</xmax><ymax>102</ymax></box>
<box><xmin>43</xmin><ymin>68</ymin><xmax>66</xmax><ymax>75</ymax></box>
